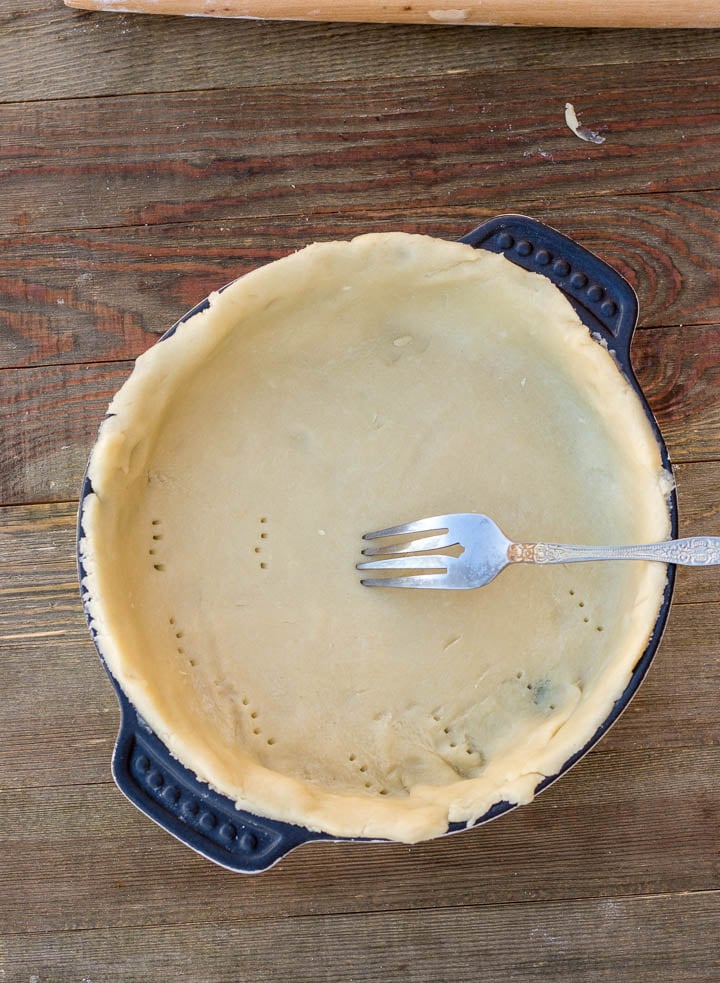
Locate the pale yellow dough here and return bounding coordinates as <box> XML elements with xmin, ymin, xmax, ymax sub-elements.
<box><xmin>81</xmin><ymin>233</ymin><xmax>670</xmax><ymax>843</ymax></box>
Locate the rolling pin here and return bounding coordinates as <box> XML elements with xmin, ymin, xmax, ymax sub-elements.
<box><xmin>63</xmin><ymin>0</ymin><xmax>720</xmax><ymax>28</ymax></box>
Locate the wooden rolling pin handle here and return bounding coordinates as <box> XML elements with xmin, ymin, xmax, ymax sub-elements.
<box><xmin>63</xmin><ymin>0</ymin><xmax>720</xmax><ymax>28</ymax></box>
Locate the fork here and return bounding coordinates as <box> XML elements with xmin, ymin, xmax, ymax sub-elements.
<box><xmin>357</xmin><ymin>513</ymin><xmax>720</xmax><ymax>589</ymax></box>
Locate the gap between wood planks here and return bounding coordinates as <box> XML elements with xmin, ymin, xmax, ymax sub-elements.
<box><xmin>0</xmin><ymin>357</ymin><xmax>133</xmax><ymax>374</ymax></box>
<box><xmin>0</xmin><ymin>60</ymin><xmax>720</xmax><ymax>109</ymax></box>
<box><xmin>1</xmin><ymin>312</ymin><xmax>708</xmax><ymax>376</ymax></box>
<box><xmin>1</xmin><ymin>888</ymin><xmax>717</xmax><ymax>940</ymax></box>
<box><xmin>5</xmin><ymin>497</ymin><xmax>720</xmax><ymax>606</ymax></box>
<box><xmin>2</xmin><ymin>186</ymin><xmax>720</xmax><ymax>239</ymax></box>
<box><xmin>4</xmin><ymin>735</ymin><xmax>718</xmax><ymax>798</ymax></box>
<box><xmin>262</xmin><ymin>888</ymin><xmax>720</xmax><ymax>922</ymax></box>
<box><xmin>4</xmin><ymin>190</ymin><xmax>720</xmax><ymax>354</ymax></box>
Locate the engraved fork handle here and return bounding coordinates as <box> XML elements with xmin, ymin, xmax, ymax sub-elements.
<box><xmin>507</xmin><ymin>537</ymin><xmax>720</xmax><ymax>566</ymax></box>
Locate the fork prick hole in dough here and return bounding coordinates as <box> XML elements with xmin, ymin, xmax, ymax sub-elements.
<box><xmin>153</xmin><ymin>563</ymin><xmax>165</xmax><ymax>572</ymax></box>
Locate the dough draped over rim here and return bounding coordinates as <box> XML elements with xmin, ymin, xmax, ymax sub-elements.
<box><xmin>80</xmin><ymin>232</ymin><xmax>670</xmax><ymax>843</ymax></box>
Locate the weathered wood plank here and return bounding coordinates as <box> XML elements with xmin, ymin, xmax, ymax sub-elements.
<box><xmin>2</xmin><ymin>6</ymin><xmax>718</xmax><ymax>978</ymax></box>
<box><xmin>3</xmin><ymin>60</ymin><xmax>720</xmax><ymax>236</ymax></box>
<box><xmin>2</xmin><ymin>590</ymin><xmax>717</xmax><ymax>796</ymax></box>
<box><xmin>0</xmin><ymin>360</ymin><xmax>130</xmax><ymax>506</ymax></box>
<box><xmin>3</xmin><ymin>2</ymin><xmax>720</xmax><ymax>102</ymax></box>
<box><xmin>4</xmin><ymin>192</ymin><xmax>720</xmax><ymax>371</ymax></box>
<box><xmin>1</xmin><ymin>747</ymin><xmax>718</xmax><ymax>934</ymax></box>
<box><xmin>631</xmin><ymin>323</ymin><xmax>720</xmax><ymax>463</ymax></box>
<box><xmin>671</xmin><ymin>460</ymin><xmax>720</xmax><ymax>604</ymax></box>
<box><xmin>3</xmin><ymin>891</ymin><xmax>718</xmax><ymax>981</ymax></box>
<box><xmin>2</xmin><ymin>488</ymin><xmax>718</xmax><ymax>799</ymax></box>
<box><xmin>2</xmin><ymin>314</ymin><xmax>719</xmax><ymax>505</ymax></box>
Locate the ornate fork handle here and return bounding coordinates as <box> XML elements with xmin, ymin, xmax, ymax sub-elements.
<box><xmin>508</xmin><ymin>537</ymin><xmax>720</xmax><ymax>567</ymax></box>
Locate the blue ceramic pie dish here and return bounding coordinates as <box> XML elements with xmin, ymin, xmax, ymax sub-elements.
<box><xmin>77</xmin><ymin>214</ymin><xmax>678</xmax><ymax>872</ymax></box>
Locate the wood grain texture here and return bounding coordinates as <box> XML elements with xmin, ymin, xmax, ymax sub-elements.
<box><xmin>2</xmin><ymin>14</ymin><xmax>720</xmax><ymax>982</ymax></box>
<box><xmin>4</xmin><ymin>4</ymin><xmax>720</xmax><ymax>102</ymax></box>
<box><xmin>2</xmin><ymin>879</ymin><xmax>719</xmax><ymax>981</ymax></box>
<box><xmin>2</xmin><ymin>492</ymin><xmax>718</xmax><ymax>792</ymax></box>
<box><xmin>0</xmin><ymin>360</ymin><xmax>130</xmax><ymax>505</ymax></box>
<box><xmin>632</xmin><ymin>323</ymin><xmax>720</xmax><ymax>463</ymax></box>
<box><xmin>2</xmin><ymin>589</ymin><xmax>718</xmax><ymax>790</ymax></box>
<box><xmin>3</xmin><ymin>192</ymin><xmax>720</xmax><ymax>371</ymax></box>
<box><xmin>2</xmin><ymin>746</ymin><xmax>718</xmax><ymax>929</ymax></box>
<box><xmin>3</xmin><ymin>59</ymin><xmax>720</xmax><ymax>237</ymax></box>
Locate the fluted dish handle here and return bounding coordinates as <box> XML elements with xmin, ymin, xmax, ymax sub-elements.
<box><xmin>509</xmin><ymin>537</ymin><xmax>720</xmax><ymax>566</ymax></box>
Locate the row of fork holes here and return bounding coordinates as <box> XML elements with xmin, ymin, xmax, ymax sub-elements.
<box><xmin>256</xmin><ymin>517</ymin><xmax>268</xmax><ymax>569</ymax></box>
<box><xmin>348</xmin><ymin>753</ymin><xmax>388</xmax><ymax>795</ymax></box>
<box><xmin>432</xmin><ymin>712</ymin><xmax>474</xmax><ymax>756</ymax></box>
<box><xmin>156</xmin><ymin>516</ymin><xmax>274</xmax><ymax>745</ymax></box>
<box><xmin>150</xmin><ymin>517</ymin><xmax>270</xmax><ymax>571</ymax></box>
<box><xmin>568</xmin><ymin>589</ymin><xmax>604</xmax><ymax>632</ymax></box>
<box><xmin>167</xmin><ymin>620</ymin><xmax>276</xmax><ymax>747</ymax></box>
<box><xmin>240</xmin><ymin>697</ymin><xmax>275</xmax><ymax>746</ymax></box>
<box><xmin>150</xmin><ymin>519</ymin><xmax>164</xmax><ymax>571</ymax></box>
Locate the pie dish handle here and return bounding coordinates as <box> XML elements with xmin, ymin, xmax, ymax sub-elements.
<box><xmin>111</xmin><ymin>691</ymin><xmax>327</xmax><ymax>872</ymax></box>
<box><xmin>459</xmin><ymin>214</ymin><xmax>639</xmax><ymax>370</ymax></box>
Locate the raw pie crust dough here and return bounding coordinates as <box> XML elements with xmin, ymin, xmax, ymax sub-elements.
<box><xmin>81</xmin><ymin>233</ymin><xmax>671</xmax><ymax>843</ymax></box>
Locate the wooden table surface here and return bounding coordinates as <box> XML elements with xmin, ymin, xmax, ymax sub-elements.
<box><xmin>2</xmin><ymin>5</ymin><xmax>720</xmax><ymax>981</ymax></box>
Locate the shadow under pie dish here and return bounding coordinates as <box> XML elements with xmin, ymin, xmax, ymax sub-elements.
<box><xmin>78</xmin><ymin>215</ymin><xmax>676</xmax><ymax>871</ymax></box>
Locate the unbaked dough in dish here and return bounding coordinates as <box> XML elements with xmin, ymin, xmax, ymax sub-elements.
<box><xmin>81</xmin><ymin>233</ymin><xmax>670</xmax><ymax>843</ymax></box>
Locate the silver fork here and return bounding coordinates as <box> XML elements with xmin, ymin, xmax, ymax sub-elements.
<box><xmin>357</xmin><ymin>513</ymin><xmax>720</xmax><ymax>589</ymax></box>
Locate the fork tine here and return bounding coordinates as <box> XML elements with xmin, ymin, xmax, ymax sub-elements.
<box><xmin>362</xmin><ymin>515</ymin><xmax>449</xmax><ymax>541</ymax></box>
<box><xmin>360</xmin><ymin>575</ymin><xmax>449</xmax><ymax>589</ymax></box>
<box><xmin>356</xmin><ymin>555</ymin><xmax>447</xmax><ymax>571</ymax></box>
<box><xmin>361</xmin><ymin>532</ymin><xmax>454</xmax><ymax>557</ymax></box>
